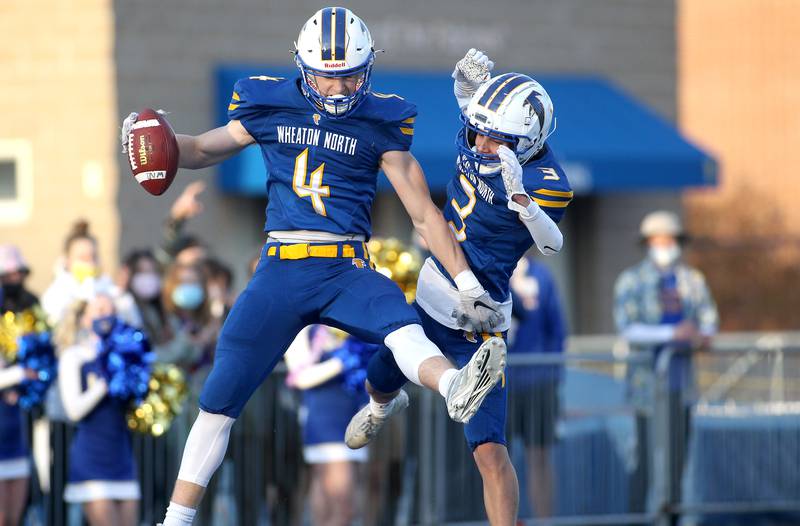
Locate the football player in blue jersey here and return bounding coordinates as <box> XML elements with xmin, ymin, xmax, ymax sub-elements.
<box><xmin>119</xmin><ymin>9</ymin><xmax>509</xmax><ymax>526</ymax></box>
<box><xmin>346</xmin><ymin>50</ymin><xmax>573</xmax><ymax>525</ymax></box>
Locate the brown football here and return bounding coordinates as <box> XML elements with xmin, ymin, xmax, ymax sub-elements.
<box><xmin>126</xmin><ymin>108</ymin><xmax>179</xmax><ymax>196</ymax></box>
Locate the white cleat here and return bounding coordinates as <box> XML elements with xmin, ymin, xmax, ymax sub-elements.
<box><xmin>446</xmin><ymin>336</ymin><xmax>506</xmax><ymax>424</ymax></box>
<box><xmin>345</xmin><ymin>389</ymin><xmax>409</xmax><ymax>449</ymax></box>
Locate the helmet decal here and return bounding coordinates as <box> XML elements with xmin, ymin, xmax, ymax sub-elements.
<box><xmin>320</xmin><ymin>7</ymin><xmax>347</xmax><ymax>62</ymax></box>
<box><xmin>524</xmin><ymin>90</ymin><xmax>546</xmax><ymax>129</ymax></box>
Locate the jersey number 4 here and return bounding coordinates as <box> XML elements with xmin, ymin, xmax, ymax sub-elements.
<box><xmin>293</xmin><ymin>148</ymin><xmax>330</xmax><ymax>216</ymax></box>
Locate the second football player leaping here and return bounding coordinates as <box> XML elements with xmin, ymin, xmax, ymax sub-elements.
<box><xmin>121</xmin><ymin>8</ymin><xmax>508</xmax><ymax>526</ymax></box>
<box><xmin>346</xmin><ymin>50</ymin><xmax>573</xmax><ymax>525</ymax></box>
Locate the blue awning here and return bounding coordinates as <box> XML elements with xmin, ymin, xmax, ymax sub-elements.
<box><xmin>215</xmin><ymin>65</ymin><xmax>717</xmax><ymax>195</ymax></box>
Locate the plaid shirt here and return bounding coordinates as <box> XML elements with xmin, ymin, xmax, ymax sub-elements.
<box><xmin>614</xmin><ymin>258</ymin><xmax>719</xmax><ymax>343</ymax></box>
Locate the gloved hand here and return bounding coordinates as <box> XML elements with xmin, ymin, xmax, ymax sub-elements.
<box><xmin>498</xmin><ymin>145</ymin><xmax>529</xmax><ymax>214</ymax></box>
<box><xmin>452</xmin><ymin>48</ymin><xmax>494</xmax><ymax>107</ymax></box>
<box><xmin>451</xmin><ymin>271</ymin><xmax>505</xmax><ymax>332</ymax></box>
<box><xmin>120</xmin><ymin>109</ymin><xmax>167</xmax><ymax>153</ymax></box>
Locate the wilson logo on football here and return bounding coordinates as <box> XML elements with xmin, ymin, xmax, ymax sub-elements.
<box><xmin>138</xmin><ymin>135</ymin><xmax>149</xmax><ymax>166</ymax></box>
<box><xmin>135</xmin><ymin>171</ymin><xmax>167</xmax><ymax>183</ymax></box>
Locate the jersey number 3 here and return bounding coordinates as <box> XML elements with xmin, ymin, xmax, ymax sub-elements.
<box><xmin>447</xmin><ymin>175</ymin><xmax>477</xmax><ymax>242</ymax></box>
<box><xmin>293</xmin><ymin>148</ymin><xmax>330</xmax><ymax>216</ymax></box>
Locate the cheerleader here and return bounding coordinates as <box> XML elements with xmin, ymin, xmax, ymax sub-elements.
<box><xmin>285</xmin><ymin>326</ymin><xmax>373</xmax><ymax>526</ymax></box>
<box><xmin>0</xmin><ymin>359</ymin><xmax>36</xmax><ymax>526</ymax></box>
<box><xmin>58</xmin><ymin>293</ymin><xmax>139</xmax><ymax>526</ymax></box>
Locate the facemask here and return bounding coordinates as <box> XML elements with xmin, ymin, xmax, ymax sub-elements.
<box><xmin>649</xmin><ymin>245</ymin><xmax>681</xmax><ymax>268</ymax></box>
<box><xmin>70</xmin><ymin>261</ymin><xmax>98</xmax><ymax>283</ymax></box>
<box><xmin>131</xmin><ymin>272</ymin><xmax>162</xmax><ymax>300</ymax></box>
<box><xmin>469</xmin><ymin>147</ymin><xmax>502</xmax><ymax>175</ymax></box>
<box><xmin>92</xmin><ymin>315</ymin><xmax>117</xmax><ymax>337</ymax></box>
<box><xmin>171</xmin><ymin>283</ymin><xmax>205</xmax><ymax>310</ymax></box>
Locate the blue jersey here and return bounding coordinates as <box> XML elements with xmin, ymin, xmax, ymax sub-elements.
<box><xmin>228</xmin><ymin>76</ymin><xmax>416</xmax><ymax>237</ymax></box>
<box><xmin>436</xmin><ymin>145</ymin><xmax>573</xmax><ymax>301</ymax></box>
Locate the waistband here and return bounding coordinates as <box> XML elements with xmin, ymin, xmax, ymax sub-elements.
<box><xmin>264</xmin><ymin>241</ymin><xmax>371</xmax><ymax>261</ymax></box>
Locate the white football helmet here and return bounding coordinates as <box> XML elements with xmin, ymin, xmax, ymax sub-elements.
<box><xmin>457</xmin><ymin>73</ymin><xmax>555</xmax><ymax>176</ymax></box>
<box><xmin>294</xmin><ymin>7</ymin><xmax>375</xmax><ymax>118</ymax></box>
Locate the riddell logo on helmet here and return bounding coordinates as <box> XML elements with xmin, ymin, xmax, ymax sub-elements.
<box><xmin>324</xmin><ymin>62</ymin><xmax>347</xmax><ymax>68</ymax></box>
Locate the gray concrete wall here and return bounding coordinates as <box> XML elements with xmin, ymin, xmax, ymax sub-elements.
<box><xmin>113</xmin><ymin>0</ymin><xmax>678</xmax><ymax>332</ymax></box>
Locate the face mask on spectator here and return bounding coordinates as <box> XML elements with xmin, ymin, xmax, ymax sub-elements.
<box><xmin>92</xmin><ymin>315</ymin><xmax>117</xmax><ymax>337</ymax></box>
<box><xmin>131</xmin><ymin>272</ymin><xmax>162</xmax><ymax>300</ymax></box>
<box><xmin>649</xmin><ymin>244</ymin><xmax>681</xmax><ymax>268</ymax></box>
<box><xmin>2</xmin><ymin>282</ymin><xmax>23</xmax><ymax>300</ymax></box>
<box><xmin>70</xmin><ymin>261</ymin><xmax>98</xmax><ymax>283</ymax></box>
<box><xmin>172</xmin><ymin>283</ymin><xmax>205</xmax><ymax>310</ymax></box>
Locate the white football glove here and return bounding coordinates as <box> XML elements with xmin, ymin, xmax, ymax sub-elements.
<box><xmin>452</xmin><ymin>285</ymin><xmax>505</xmax><ymax>333</ymax></box>
<box><xmin>498</xmin><ymin>145</ymin><xmax>528</xmax><ymax>214</ymax></box>
<box><xmin>120</xmin><ymin>109</ymin><xmax>167</xmax><ymax>153</ymax></box>
<box><xmin>450</xmin><ymin>271</ymin><xmax>505</xmax><ymax>333</ymax></box>
<box><xmin>452</xmin><ymin>48</ymin><xmax>494</xmax><ymax>107</ymax></box>
<box><xmin>120</xmin><ymin>112</ymin><xmax>139</xmax><ymax>154</ymax></box>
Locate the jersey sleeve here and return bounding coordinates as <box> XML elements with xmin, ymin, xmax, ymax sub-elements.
<box><xmin>523</xmin><ymin>161</ymin><xmax>573</xmax><ymax>224</ymax></box>
<box><xmin>227</xmin><ymin>76</ymin><xmax>285</xmax><ymax>138</ymax></box>
<box><xmin>372</xmin><ymin>94</ymin><xmax>418</xmax><ymax>155</ymax></box>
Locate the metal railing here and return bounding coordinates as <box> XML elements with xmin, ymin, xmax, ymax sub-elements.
<box><xmin>20</xmin><ymin>333</ymin><xmax>800</xmax><ymax>526</ymax></box>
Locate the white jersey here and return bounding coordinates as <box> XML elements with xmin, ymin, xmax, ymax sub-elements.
<box><xmin>415</xmin><ymin>257</ymin><xmax>513</xmax><ymax>333</ymax></box>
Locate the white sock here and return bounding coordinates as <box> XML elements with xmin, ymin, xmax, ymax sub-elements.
<box><xmin>438</xmin><ymin>369</ymin><xmax>458</xmax><ymax>398</ymax></box>
<box><xmin>370</xmin><ymin>397</ymin><xmax>392</xmax><ymax>419</ymax></box>
<box><xmin>163</xmin><ymin>502</ymin><xmax>197</xmax><ymax>526</ymax></box>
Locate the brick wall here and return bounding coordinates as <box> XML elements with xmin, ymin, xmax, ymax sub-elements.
<box><xmin>0</xmin><ymin>0</ymin><xmax>119</xmax><ymax>294</ymax></box>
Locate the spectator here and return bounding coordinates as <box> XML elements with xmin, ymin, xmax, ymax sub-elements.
<box><xmin>42</xmin><ymin>221</ymin><xmax>140</xmax><ymax>328</ymax></box>
<box><xmin>119</xmin><ymin>249</ymin><xmax>170</xmax><ymax>345</ymax></box>
<box><xmin>285</xmin><ymin>326</ymin><xmax>372</xmax><ymax>526</ymax></box>
<box><xmin>202</xmin><ymin>258</ymin><xmax>235</xmax><ymax>323</ymax></box>
<box><xmin>157</xmin><ymin>263</ymin><xmax>218</xmax><ymax>378</ymax></box>
<box><xmin>0</xmin><ymin>244</ymin><xmax>38</xmax><ymax>313</ymax></box>
<box><xmin>507</xmin><ymin>256</ymin><xmax>567</xmax><ymax>519</ymax></box>
<box><xmin>58</xmin><ymin>293</ymin><xmax>140</xmax><ymax>526</ymax></box>
<box><xmin>614</xmin><ymin>210</ymin><xmax>718</xmax><ymax>519</ymax></box>
<box><xmin>155</xmin><ymin>181</ymin><xmax>209</xmax><ymax>269</ymax></box>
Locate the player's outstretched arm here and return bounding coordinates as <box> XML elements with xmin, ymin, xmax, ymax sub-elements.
<box><xmin>381</xmin><ymin>150</ymin><xmax>505</xmax><ymax>332</ymax></box>
<box><xmin>176</xmin><ymin>120</ymin><xmax>255</xmax><ymax>169</ymax></box>
<box><xmin>381</xmin><ymin>151</ymin><xmax>468</xmax><ymax>277</ymax></box>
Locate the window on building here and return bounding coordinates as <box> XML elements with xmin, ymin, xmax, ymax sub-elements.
<box><xmin>0</xmin><ymin>140</ymin><xmax>33</xmax><ymax>225</ymax></box>
<box><xmin>0</xmin><ymin>160</ymin><xmax>18</xmax><ymax>199</ymax></box>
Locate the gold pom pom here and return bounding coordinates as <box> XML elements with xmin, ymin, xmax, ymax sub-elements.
<box><xmin>366</xmin><ymin>237</ymin><xmax>423</xmax><ymax>303</ymax></box>
<box><xmin>127</xmin><ymin>363</ymin><xmax>189</xmax><ymax>437</ymax></box>
<box><xmin>0</xmin><ymin>307</ymin><xmax>49</xmax><ymax>363</ymax></box>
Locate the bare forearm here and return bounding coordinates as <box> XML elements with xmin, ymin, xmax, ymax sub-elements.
<box><xmin>177</xmin><ymin>133</ymin><xmax>238</xmax><ymax>169</ymax></box>
<box><xmin>176</xmin><ymin>121</ymin><xmax>253</xmax><ymax>170</ymax></box>
<box><xmin>416</xmin><ymin>206</ymin><xmax>469</xmax><ymax>279</ymax></box>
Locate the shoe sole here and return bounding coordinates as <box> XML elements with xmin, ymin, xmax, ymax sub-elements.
<box><xmin>345</xmin><ymin>390</ymin><xmax>409</xmax><ymax>449</ymax></box>
<box><xmin>448</xmin><ymin>337</ymin><xmax>506</xmax><ymax>423</ymax></box>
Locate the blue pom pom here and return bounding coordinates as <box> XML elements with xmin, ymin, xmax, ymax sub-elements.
<box><xmin>16</xmin><ymin>331</ymin><xmax>58</xmax><ymax>409</ymax></box>
<box><xmin>95</xmin><ymin>319</ymin><xmax>155</xmax><ymax>404</ymax></box>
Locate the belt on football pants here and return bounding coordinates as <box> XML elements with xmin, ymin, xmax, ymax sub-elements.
<box><xmin>264</xmin><ymin>241</ymin><xmax>371</xmax><ymax>261</ymax></box>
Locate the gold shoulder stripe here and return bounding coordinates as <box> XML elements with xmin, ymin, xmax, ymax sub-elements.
<box><xmin>534</xmin><ymin>188</ymin><xmax>574</xmax><ymax>199</ymax></box>
<box><xmin>232</xmin><ymin>91</ymin><xmax>240</xmax><ymax>101</ymax></box>
<box><xmin>531</xmin><ymin>197</ymin><xmax>570</xmax><ymax>208</ymax></box>
<box><xmin>400</xmin><ymin>127</ymin><xmax>414</xmax><ymax>136</ymax></box>
<box><xmin>228</xmin><ymin>103</ymin><xmax>239</xmax><ymax>111</ymax></box>
<box><xmin>249</xmin><ymin>75</ymin><xmax>284</xmax><ymax>81</ymax></box>
<box><xmin>372</xmin><ymin>92</ymin><xmax>404</xmax><ymax>100</ymax></box>
<box><xmin>402</xmin><ymin>117</ymin><xmax>416</xmax><ymax>124</ymax></box>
